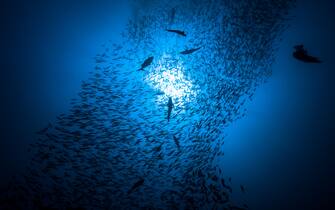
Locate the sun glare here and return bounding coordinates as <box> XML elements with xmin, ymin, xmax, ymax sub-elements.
<box><xmin>145</xmin><ymin>55</ymin><xmax>195</xmax><ymax>106</ymax></box>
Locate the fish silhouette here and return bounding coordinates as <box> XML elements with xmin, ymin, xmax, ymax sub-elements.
<box><xmin>167</xmin><ymin>97</ymin><xmax>174</xmax><ymax>122</ymax></box>
<box><xmin>138</xmin><ymin>56</ymin><xmax>154</xmax><ymax>71</ymax></box>
<box><xmin>166</xmin><ymin>29</ymin><xmax>186</xmax><ymax>36</ymax></box>
<box><xmin>180</xmin><ymin>47</ymin><xmax>201</xmax><ymax>55</ymax></box>
<box><xmin>127</xmin><ymin>178</ymin><xmax>145</xmax><ymax>194</ymax></box>
<box><xmin>293</xmin><ymin>45</ymin><xmax>321</xmax><ymax>63</ymax></box>
<box><xmin>221</xmin><ymin>178</ymin><xmax>232</xmax><ymax>193</ymax></box>
<box><xmin>173</xmin><ymin>135</ymin><xmax>180</xmax><ymax>150</ymax></box>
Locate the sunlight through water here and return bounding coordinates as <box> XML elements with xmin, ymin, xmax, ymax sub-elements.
<box><xmin>145</xmin><ymin>54</ymin><xmax>196</xmax><ymax>108</ymax></box>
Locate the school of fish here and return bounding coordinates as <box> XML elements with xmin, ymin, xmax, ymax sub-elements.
<box><xmin>0</xmin><ymin>0</ymin><xmax>296</xmax><ymax>209</ymax></box>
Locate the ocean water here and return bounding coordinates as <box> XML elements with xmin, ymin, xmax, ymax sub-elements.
<box><xmin>0</xmin><ymin>0</ymin><xmax>334</xmax><ymax>209</ymax></box>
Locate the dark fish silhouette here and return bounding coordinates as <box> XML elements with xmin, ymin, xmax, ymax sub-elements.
<box><xmin>166</xmin><ymin>29</ymin><xmax>186</xmax><ymax>36</ymax></box>
<box><xmin>221</xmin><ymin>178</ymin><xmax>232</xmax><ymax>193</ymax></box>
<box><xmin>293</xmin><ymin>45</ymin><xmax>321</xmax><ymax>63</ymax></box>
<box><xmin>152</xmin><ymin>143</ymin><xmax>163</xmax><ymax>152</ymax></box>
<box><xmin>167</xmin><ymin>97</ymin><xmax>174</xmax><ymax>122</ymax></box>
<box><xmin>180</xmin><ymin>47</ymin><xmax>201</xmax><ymax>55</ymax></box>
<box><xmin>138</xmin><ymin>56</ymin><xmax>154</xmax><ymax>71</ymax></box>
<box><xmin>173</xmin><ymin>135</ymin><xmax>180</xmax><ymax>150</ymax></box>
<box><xmin>127</xmin><ymin>178</ymin><xmax>144</xmax><ymax>194</ymax></box>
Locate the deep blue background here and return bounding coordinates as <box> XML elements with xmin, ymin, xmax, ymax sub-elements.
<box><xmin>0</xmin><ymin>0</ymin><xmax>131</xmax><ymax>183</ymax></box>
<box><xmin>1</xmin><ymin>0</ymin><xmax>334</xmax><ymax>209</ymax></box>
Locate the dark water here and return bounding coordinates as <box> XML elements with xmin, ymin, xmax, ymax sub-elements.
<box><xmin>0</xmin><ymin>0</ymin><xmax>334</xmax><ymax>209</ymax></box>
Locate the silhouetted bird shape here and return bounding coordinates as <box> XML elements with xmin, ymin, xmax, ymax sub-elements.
<box><xmin>127</xmin><ymin>178</ymin><xmax>144</xmax><ymax>194</ymax></box>
<box><xmin>180</xmin><ymin>47</ymin><xmax>201</xmax><ymax>55</ymax></box>
<box><xmin>166</xmin><ymin>29</ymin><xmax>186</xmax><ymax>36</ymax></box>
<box><xmin>293</xmin><ymin>45</ymin><xmax>321</xmax><ymax>63</ymax></box>
<box><xmin>167</xmin><ymin>97</ymin><xmax>174</xmax><ymax>122</ymax></box>
<box><xmin>138</xmin><ymin>56</ymin><xmax>154</xmax><ymax>71</ymax></box>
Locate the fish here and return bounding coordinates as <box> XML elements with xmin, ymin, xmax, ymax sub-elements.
<box><xmin>173</xmin><ymin>135</ymin><xmax>180</xmax><ymax>150</ymax></box>
<box><xmin>167</xmin><ymin>97</ymin><xmax>174</xmax><ymax>122</ymax></box>
<box><xmin>1</xmin><ymin>0</ymin><xmax>297</xmax><ymax>209</ymax></box>
<box><xmin>221</xmin><ymin>179</ymin><xmax>232</xmax><ymax>193</ymax></box>
<box><xmin>180</xmin><ymin>47</ymin><xmax>201</xmax><ymax>55</ymax></box>
<box><xmin>152</xmin><ymin>143</ymin><xmax>164</xmax><ymax>152</ymax></box>
<box><xmin>165</xmin><ymin>29</ymin><xmax>186</xmax><ymax>36</ymax></box>
<box><xmin>127</xmin><ymin>178</ymin><xmax>145</xmax><ymax>194</ymax></box>
<box><xmin>155</xmin><ymin>90</ymin><xmax>165</xmax><ymax>95</ymax></box>
<box><xmin>211</xmin><ymin>175</ymin><xmax>218</xmax><ymax>181</ymax></box>
<box><xmin>138</xmin><ymin>56</ymin><xmax>154</xmax><ymax>71</ymax></box>
<box><xmin>293</xmin><ymin>45</ymin><xmax>322</xmax><ymax>63</ymax></box>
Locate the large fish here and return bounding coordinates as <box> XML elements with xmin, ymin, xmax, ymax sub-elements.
<box><xmin>166</xmin><ymin>29</ymin><xmax>186</xmax><ymax>37</ymax></box>
<box><xmin>138</xmin><ymin>56</ymin><xmax>154</xmax><ymax>71</ymax></box>
<box><xmin>293</xmin><ymin>45</ymin><xmax>321</xmax><ymax>63</ymax></box>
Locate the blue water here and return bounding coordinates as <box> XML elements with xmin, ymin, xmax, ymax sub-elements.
<box><xmin>223</xmin><ymin>1</ymin><xmax>335</xmax><ymax>209</ymax></box>
<box><xmin>1</xmin><ymin>0</ymin><xmax>131</xmax><ymax>181</ymax></box>
<box><xmin>0</xmin><ymin>0</ymin><xmax>334</xmax><ymax>209</ymax></box>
